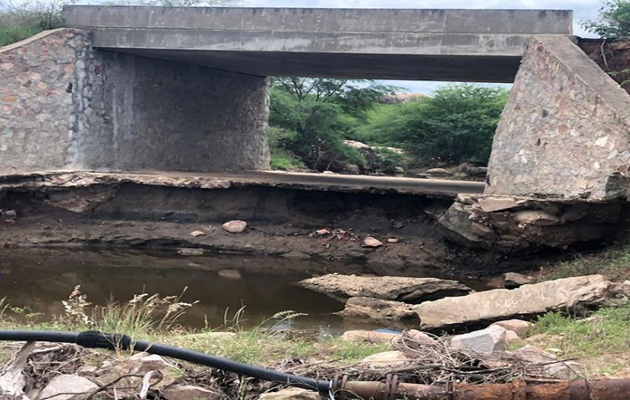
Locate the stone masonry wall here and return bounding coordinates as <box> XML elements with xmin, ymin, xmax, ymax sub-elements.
<box><xmin>0</xmin><ymin>29</ymin><xmax>88</xmax><ymax>175</ymax></box>
<box><xmin>0</xmin><ymin>28</ymin><xmax>270</xmax><ymax>175</ymax></box>
<box><xmin>486</xmin><ymin>36</ymin><xmax>630</xmax><ymax>201</ymax></box>
<box><xmin>78</xmin><ymin>51</ymin><xmax>270</xmax><ymax>172</ymax></box>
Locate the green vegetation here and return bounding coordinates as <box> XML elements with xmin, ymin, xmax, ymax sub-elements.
<box><xmin>0</xmin><ymin>289</ymin><xmax>388</xmax><ymax>366</ymax></box>
<box><xmin>539</xmin><ymin>242</ymin><xmax>630</xmax><ymax>282</ymax></box>
<box><xmin>269</xmin><ymin>78</ymin><xmax>396</xmax><ymax>172</ymax></box>
<box><xmin>270</xmin><ymin>79</ymin><xmax>509</xmax><ymax>172</ymax></box>
<box><xmin>532</xmin><ymin>303</ymin><xmax>630</xmax><ymax>359</ymax></box>
<box><xmin>357</xmin><ymin>84</ymin><xmax>510</xmax><ymax>165</ymax></box>
<box><xmin>582</xmin><ymin>0</ymin><xmax>630</xmax><ymax>41</ymax></box>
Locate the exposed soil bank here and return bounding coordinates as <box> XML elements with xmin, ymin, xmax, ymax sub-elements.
<box><xmin>580</xmin><ymin>39</ymin><xmax>630</xmax><ymax>95</ymax></box>
<box><xmin>0</xmin><ymin>172</ymin><xmax>544</xmax><ymax>277</ymax></box>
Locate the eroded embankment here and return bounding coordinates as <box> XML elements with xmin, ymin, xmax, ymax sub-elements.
<box><xmin>0</xmin><ymin>171</ymin><xmax>544</xmax><ymax>277</ymax></box>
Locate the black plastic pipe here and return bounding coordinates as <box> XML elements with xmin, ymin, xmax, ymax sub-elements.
<box><xmin>0</xmin><ymin>330</ymin><xmax>332</xmax><ymax>394</ymax></box>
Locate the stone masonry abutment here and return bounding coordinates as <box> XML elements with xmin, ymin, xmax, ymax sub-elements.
<box><xmin>0</xmin><ymin>29</ymin><xmax>270</xmax><ymax>175</ymax></box>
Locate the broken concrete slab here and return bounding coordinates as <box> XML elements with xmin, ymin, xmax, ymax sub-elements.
<box><xmin>414</xmin><ymin>275</ymin><xmax>612</xmax><ymax>330</ymax></box>
<box><xmin>299</xmin><ymin>274</ymin><xmax>471</xmax><ymax>304</ymax></box>
<box><xmin>335</xmin><ymin>297</ymin><xmax>419</xmax><ymax>323</ymax></box>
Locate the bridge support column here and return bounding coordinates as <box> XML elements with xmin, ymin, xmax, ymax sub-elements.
<box><xmin>0</xmin><ymin>28</ymin><xmax>270</xmax><ymax>175</ymax></box>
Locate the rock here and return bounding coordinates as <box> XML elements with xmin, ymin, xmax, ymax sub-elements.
<box><xmin>477</xmin><ymin>196</ymin><xmax>526</xmax><ymax>212</ymax></box>
<box><xmin>450</xmin><ymin>326</ymin><xmax>508</xmax><ymax>358</ymax></box>
<box><xmin>401</xmin><ymin>330</ymin><xmax>436</xmax><ymax>346</ymax></box>
<box><xmin>503</xmin><ymin>272</ymin><xmax>533</xmax><ymax>289</ymax></box>
<box><xmin>177</xmin><ymin>248</ymin><xmax>205</xmax><ymax>256</ymax></box>
<box><xmin>259</xmin><ymin>388</ymin><xmax>321</xmax><ymax>400</ymax></box>
<box><xmin>222</xmin><ymin>220</ymin><xmax>248</xmax><ymax>233</ymax></box>
<box><xmin>190</xmin><ymin>230</ymin><xmax>206</xmax><ymax>237</ymax></box>
<box><xmin>218</xmin><ymin>269</ymin><xmax>242</xmax><ymax>279</ymax></box>
<box><xmin>340</xmin><ymin>163</ymin><xmax>361</xmax><ymax>175</ymax></box>
<box><xmin>299</xmin><ymin>274</ymin><xmax>471</xmax><ymax>304</ymax></box>
<box><xmin>491</xmin><ymin>320</ymin><xmax>534</xmax><ymax>337</ymax></box>
<box><xmin>322</xmin><ymin>170</ymin><xmax>335</xmax><ymax>175</ymax></box>
<box><xmin>281</xmin><ymin>250</ymin><xmax>311</xmax><ymax>260</ymax></box>
<box><xmin>340</xmin><ymin>330</ymin><xmax>399</xmax><ymax>344</ymax></box>
<box><xmin>505</xmin><ymin>330</ymin><xmax>522</xmax><ymax>343</ymax></box>
<box><xmin>512</xmin><ymin>345</ymin><xmax>581</xmax><ymax>379</ymax></box>
<box><xmin>426</xmin><ymin>168</ymin><xmax>452</xmax><ymax>176</ymax></box>
<box><xmin>360</xmin><ymin>351</ymin><xmax>409</xmax><ymax>367</ymax></box>
<box><xmin>336</xmin><ymin>297</ymin><xmax>419</xmax><ymax>322</ymax></box>
<box><xmin>362</xmin><ymin>237</ymin><xmax>383</xmax><ymax>248</ymax></box>
<box><xmin>387</xmin><ymin>238</ymin><xmax>400</xmax><ymax>243</ymax></box>
<box><xmin>39</xmin><ymin>374</ymin><xmax>98</xmax><ymax>400</ymax></box>
<box><xmin>414</xmin><ymin>275</ymin><xmax>612</xmax><ymax>330</ymax></box>
<box><xmin>162</xmin><ymin>384</ymin><xmax>222</xmax><ymax>400</ymax></box>
<box><xmin>513</xmin><ymin>210</ymin><xmax>559</xmax><ymax>226</ymax></box>
<box><xmin>1</xmin><ymin>210</ymin><xmax>16</xmax><ymax>220</ymax></box>
<box><xmin>622</xmin><ymin>280</ymin><xmax>630</xmax><ymax>297</ymax></box>
<box><xmin>315</xmin><ymin>229</ymin><xmax>330</xmax><ymax>236</ymax></box>
<box><xmin>93</xmin><ymin>353</ymin><xmax>180</xmax><ymax>389</ymax></box>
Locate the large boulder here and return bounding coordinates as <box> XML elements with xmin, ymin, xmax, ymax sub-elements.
<box><xmin>298</xmin><ymin>274</ymin><xmax>471</xmax><ymax>304</ymax></box>
<box><xmin>335</xmin><ymin>297</ymin><xmax>419</xmax><ymax>323</ymax></box>
<box><xmin>414</xmin><ymin>275</ymin><xmax>612</xmax><ymax>330</ymax></box>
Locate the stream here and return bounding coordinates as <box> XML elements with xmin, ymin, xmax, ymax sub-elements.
<box><xmin>0</xmin><ymin>247</ymin><xmax>491</xmax><ymax>333</ymax></box>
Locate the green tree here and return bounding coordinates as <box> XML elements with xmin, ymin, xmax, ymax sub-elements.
<box><xmin>269</xmin><ymin>78</ymin><xmax>396</xmax><ymax>171</ymax></box>
<box><xmin>357</xmin><ymin>84</ymin><xmax>509</xmax><ymax>165</ymax></box>
<box><xmin>582</xmin><ymin>0</ymin><xmax>630</xmax><ymax>41</ymax></box>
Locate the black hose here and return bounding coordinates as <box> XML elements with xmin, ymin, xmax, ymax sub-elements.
<box><xmin>0</xmin><ymin>330</ymin><xmax>332</xmax><ymax>394</ymax></box>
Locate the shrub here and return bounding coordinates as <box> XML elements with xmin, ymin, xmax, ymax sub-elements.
<box><xmin>582</xmin><ymin>0</ymin><xmax>630</xmax><ymax>41</ymax></box>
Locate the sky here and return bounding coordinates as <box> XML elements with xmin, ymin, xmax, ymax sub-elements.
<box><xmin>242</xmin><ymin>0</ymin><xmax>603</xmax><ymax>93</ymax></box>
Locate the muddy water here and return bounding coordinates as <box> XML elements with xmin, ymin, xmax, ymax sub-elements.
<box><xmin>0</xmin><ymin>248</ymin><xmax>430</xmax><ymax>333</ymax></box>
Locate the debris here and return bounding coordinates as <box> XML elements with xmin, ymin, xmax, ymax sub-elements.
<box><xmin>513</xmin><ymin>210</ymin><xmax>559</xmax><ymax>226</ymax></box>
<box><xmin>315</xmin><ymin>229</ymin><xmax>330</xmax><ymax>236</ymax></box>
<box><xmin>299</xmin><ymin>274</ymin><xmax>471</xmax><ymax>303</ymax></box>
<box><xmin>222</xmin><ymin>220</ymin><xmax>248</xmax><ymax>234</ymax></box>
<box><xmin>336</xmin><ymin>297</ymin><xmax>419</xmax><ymax>323</ymax></box>
<box><xmin>512</xmin><ymin>345</ymin><xmax>582</xmax><ymax>380</ymax></box>
<box><xmin>0</xmin><ymin>342</ymin><xmax>35</xmax><ymax>400</ymax></box>
<box><xmin>415</xmin><ymin>275</ymin><xmax>612</xmax><ymax>330</ymax></box>
<box><xmin>190</xmin><ymin>230</ymin><xmax>206</xmax><ymax>237</ymax></box>
<box><xmin>362</xmin><ymin>237</ymin><xmax>384</xmax><ymax>248</ymax></box>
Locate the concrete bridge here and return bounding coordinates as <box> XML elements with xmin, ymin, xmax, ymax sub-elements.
<box><xmin>62</xmin><ymin>7</ymin><xmax>573</xmax><ymax>83</ymax></box>
<box><xmin>0</xmin><ymin>6</ymin><xmax>576</xmax><ymax>177</ymax></box>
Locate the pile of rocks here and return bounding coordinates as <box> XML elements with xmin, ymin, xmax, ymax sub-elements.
<box><xmin>299</xmin><ymin>273</ymin><xmax>626</xmax><ymax>329</ymax></box>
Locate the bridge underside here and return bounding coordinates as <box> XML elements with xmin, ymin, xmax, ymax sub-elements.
<box><xmin>105</xmin><ymin>48</ymin><xmax>521</xmax><ymax>82</ymax></box>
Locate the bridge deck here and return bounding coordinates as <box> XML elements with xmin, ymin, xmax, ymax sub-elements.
<box><xmin>62</xmin><ymin>6</ymin><xmax>573</xmax><ymax>82</ymax></box>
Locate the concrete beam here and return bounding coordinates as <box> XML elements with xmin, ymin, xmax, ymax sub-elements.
<box><xmin>63</xmin><ymin>6</ymin><xmax>573</xmax><ymax>82</ymax></box>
